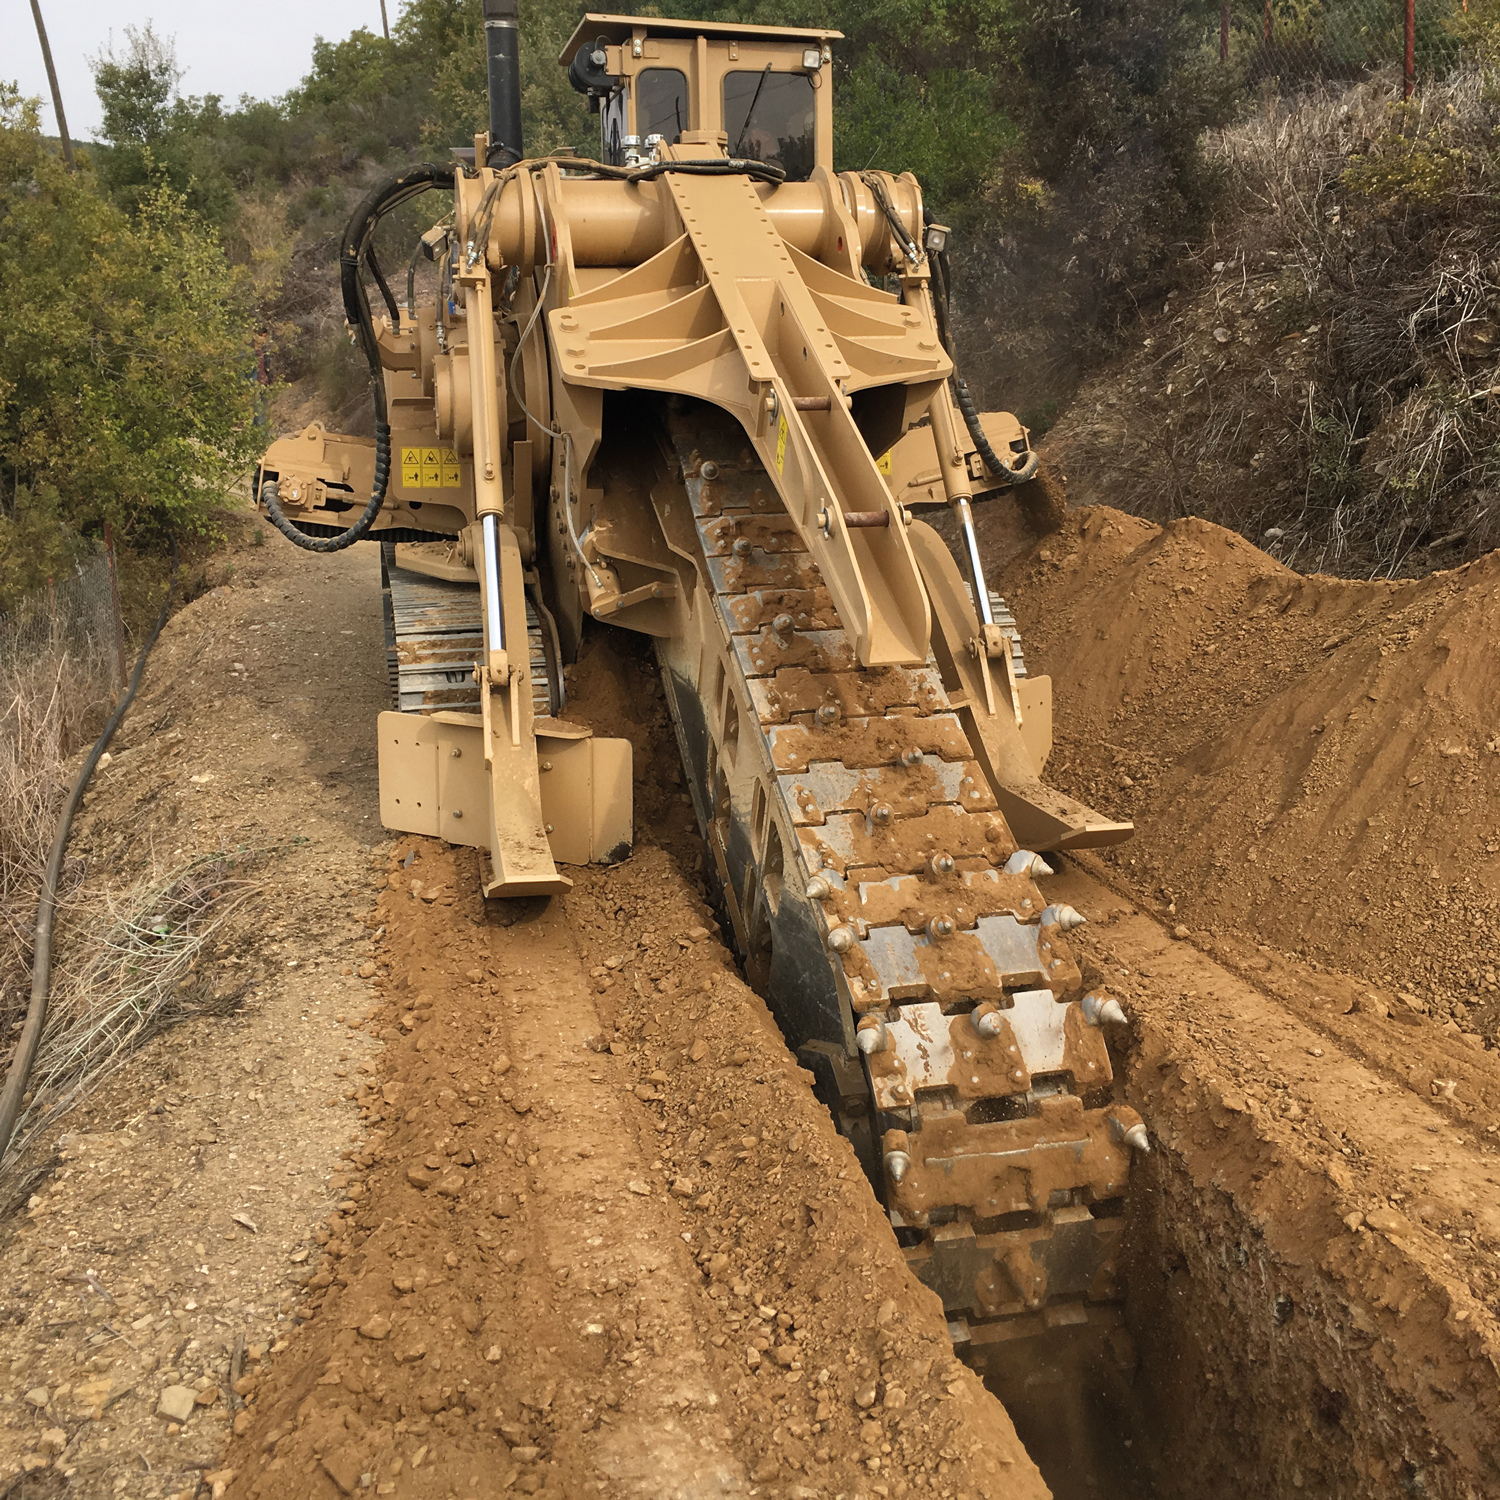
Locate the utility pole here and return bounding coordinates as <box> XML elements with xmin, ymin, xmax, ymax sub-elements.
<box><xmin>379</xmin><ymin>0</ymin><xmax>390</xmax><ymax>41</ymax></box>
<box><xmin>28</xmin><ymin>0</ymin><xmax>75</xmax><ymax>169</ymax></box>
<box><xmin>1404</xmin><ymin>0</ymin><xmax>1416</xmax><ymax>97</ymax></box>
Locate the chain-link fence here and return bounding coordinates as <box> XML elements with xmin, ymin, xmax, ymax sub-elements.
<box><xmin>0</xmin><ymin>539</ymin><xmax>126</xmax><ymax>695</ymax></box>
<box><xmin>1219</xmin><ymin>0</ymin><xmax>1469</xmax><ymax>92</ymax></box>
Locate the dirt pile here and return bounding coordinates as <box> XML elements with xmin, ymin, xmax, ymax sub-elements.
<box><xmin>991</xmin><ymin>504</ymin><xmax>1500</xmax><ymax>1037</ymax></box>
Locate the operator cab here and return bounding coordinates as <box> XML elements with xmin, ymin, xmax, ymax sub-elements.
<box><xmin>562</xmin><ymin>12</ymin><xmax>839</xmax><ymax>181</ymax></box>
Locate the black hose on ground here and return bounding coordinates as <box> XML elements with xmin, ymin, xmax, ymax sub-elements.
<box><xmin>0</xmin><ymin>539</ymin><xmax>180</xmax><ymax>1166</ymax></box>
<box><xmin>264</xmin><ymin>162</ymin><xmax>456</xmax><ymax>554</ymax></box>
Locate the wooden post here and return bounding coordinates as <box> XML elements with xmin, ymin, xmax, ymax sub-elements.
<box><xmin>1404</xmin><ymin>0</ymin><xmax>1416</xmax><ymax>97</ymax></box>
<box><xmin>1221</xmin><ymin>0</ymin><xmax>1230</xmax><ymax>60</ymax></box>
<box><xmin>27</xmin><ymin>0</ymin><xmax>74</xmax><ymax>169</ymax></box>
<box><xmin>104</xmin><ymin>524</ymin><xmax>127</xmax><ymax>692</ymax></box>
<box><xmin>379</xmin><ymin>0</ymin><xmax>390</xmax><ymax>40</ymax></box>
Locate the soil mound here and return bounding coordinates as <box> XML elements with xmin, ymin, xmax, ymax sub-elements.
<box><xmin>992</xmin><ymin>505</ymin><xmax>1500</xmax><ymax>1035</ymax></box>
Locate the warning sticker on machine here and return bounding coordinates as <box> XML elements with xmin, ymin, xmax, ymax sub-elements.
<box><xmin>400</xmin><ymin>446</ymin><xmax>463</xmax><ymax>489</ymax></box>
<box><xmin>876</xmin><ymin>450</ymin><xmax>892</xmax><ymax>475</ymax></box>
<box><xmin>775</xmin><ymin>414</ymin><xmax>787</xmax><ymax>474</ymax></box>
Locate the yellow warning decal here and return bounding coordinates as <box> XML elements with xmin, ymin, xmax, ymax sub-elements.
<box><xmin>775</xmin><ymin>413</ymin><xmax>788</xmax><ymax>474</ymax></box>
<box><xmin>399</xmin><ymin>446</ymin><xmax>463</xmax><ymax>489</ymax></box>
<box><xmin>876</xmin><ymin>450</ymin><xmax>892</xmax><ymax>475</ymax></box>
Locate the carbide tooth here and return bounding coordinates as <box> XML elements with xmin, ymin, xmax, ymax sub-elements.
<box><xmin>871</xmin><ymin>803</ymin><xmax>893</xmax><ymax>826</ymax></box>
<box><xmin>1082</xmin><ymin>992</ymin><xmax>1128</xmax><ymax>1028</ymax></box>
<box><xmin>855</xmin><ymin>1017</ymin><xmax>888</xmax><ymax>1054</ymax></box>
<box><xmin>773</xmin><ymin>612</ymin><xmax>795</xmax><ymax>639</ymax></box>
<box><xmin>900</xmin><ymin>747</ymin><xmax>923</xmax><ymax>766</ymax></box>
<box><xmin>926</xmin><ymin>914</ymin><xmax>955</xmax><ymax>940</ymax></box>
<box><xmin>1004</xmin><ymin>850</ymin><xmax>1054</xmax><ymax>878</ymax></box>
<box><xmin>816</xmin><ymin>703</ymin><xmax>840</xmax><ymax>724</ymax></box>
<box><xmin>805</xmin><ymin>875</ymin><xmax>831</xmax><ymax>900</ymax></box>
<box><xmin>971</xmin><ymin>1003</ymin><xmax>1003</xmax><ymax>1038</ymax></box>
<box><xmin>827</xmin><ymin>925</ymin><xmax>856</xmax><ymax>953</ymax></box>
<box><xmin>1123</xmin><ymin>1124</ymin><xmax>1150</xmax><ymax>1153</ymax></box>
<box><xmin>928</xmin><ymin>853</ymin><xmax>955</xmax><ymax>877</ymax></box>
<box><xmin>1041</xmin><ymin>903</ymin><xmax>1086</xmax><ymax>931</ymax></box>
<box><xmin>883</xmin><ymin>1128</ymin><xmax>912</xmax><ymax>1185</ymax></box>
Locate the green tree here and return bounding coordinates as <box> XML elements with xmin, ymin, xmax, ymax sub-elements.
<box><xmin>0</xmin><ymin>86</ymin><xmax>263</xmax><ymax>595</ymax></box>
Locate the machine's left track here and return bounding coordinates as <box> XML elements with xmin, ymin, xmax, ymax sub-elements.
<box><xmin>380</xmin><ymin>541</ymin><xmax>557</xmax><ymax>718</ymax></box>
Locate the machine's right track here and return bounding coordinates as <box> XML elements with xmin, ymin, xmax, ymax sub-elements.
<box><xmin>653</xmin><ymin>405</ymin><xmax>1145</xmax><ymax>1359</ymax></box>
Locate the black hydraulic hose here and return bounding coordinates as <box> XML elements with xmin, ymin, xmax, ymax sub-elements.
<box><xmin>0</xmin><ymin>539</ymin><xmax>180</xmax><ymax>1165</ymax></box>
<box><xmin>924</xmin><ymin>222</ymin><xmax>1040</xmax><ymax>485</ymax></box>
<box><xmin>266</xmin><ymin>162</ymin><xmax>456</xmax><ymax>554</ymax></box>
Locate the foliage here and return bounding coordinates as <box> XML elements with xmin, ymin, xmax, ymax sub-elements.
<box><xmin>0</xmin><ymin>87</ymin><xmax>263</xmax><ymax>570</ymax></box>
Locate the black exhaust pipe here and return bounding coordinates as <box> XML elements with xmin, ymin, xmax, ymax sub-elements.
<box><xmin>483</xmin><ymin>0</ymin><xmax>523</xmax><ymax>167</ymax></box>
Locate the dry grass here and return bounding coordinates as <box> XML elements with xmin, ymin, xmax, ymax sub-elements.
<box><xmin>0</xmin><ymin>853</ymin><xmax>258</xmax><ymax>1182</ymax></box>
<box><xmin>0</xmin><ymin>645</ymin><xmax>258</xmax><ymax>1190</ymax></box>
<box><xmin>1206</xmin><ymin>66</ymin><xmax>1500</xmax><ymax>574</ymax></box>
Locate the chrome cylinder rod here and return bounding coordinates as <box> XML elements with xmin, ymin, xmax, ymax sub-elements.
<box><xmin>954</xmin><ymin>497</ymin><xmax>994</xmax><ymax>626</ymax></box>
<box><xmin>482</xmin><ymin>513</ymin><xmax>506</xmax><ymax>657</ymax></box>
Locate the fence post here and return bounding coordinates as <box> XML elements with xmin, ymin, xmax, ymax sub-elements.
<box><xmin>103</xmin><ymin>523</ymin><xmax>127</xmax><ymax>693</ymax></box>
<box><xmin>1404</xmin><ymin>0</ymin><xmax>1416</xmax><ymax>96</ymax></box>
<box><xmin>1221</xmin><ymin>0</ymin><xmax>1230</xmax><ymax>61</ymax></box>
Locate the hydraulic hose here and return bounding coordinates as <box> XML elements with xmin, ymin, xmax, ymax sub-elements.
<box><xmin>925</xmin><ymin>225</ymin><xmax>1040</xmax><ymax>486</ymax></box>
<box><xmin>0</xmin><ymin>539</ymin><xmax>180</xmax><ymax>1165</ymax></box>
<box><xmin>265</xmin><ymin>162</ymin><xmax>456</xmax><ymax>553</ymax></box>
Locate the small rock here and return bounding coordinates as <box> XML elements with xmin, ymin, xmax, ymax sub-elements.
<box><xmin>751</xmin><ymin>1456</ymin><xmax>780</xmax><ymax>1482</ymax></box>
<box><xmin>1364</xmin><ymin>1206</ymin><xmax>1412</xmax><ymax>1238</ymax></box>
<box><xmin>435</xmin><ymin>1170</ymin><xmax>466</xmax><ymax>1197</ymax></box>
<box><xmin>854</xmin><ymin>1381</ymin><xmax>877</xmax><ymax>1410</ymax></box>
<box><xmin>670</xmin><ymin>1177</ymin><xmax>695</xmax><ymax>1198</ymax></box>
<box><xmin>689</xmin><ymin>1039</ymin><xmax>709</xmax><ymax>1063</ymax></box>
<box><xmin>321</xmin><ymin>1447</ymin><xmax>362</xmax><ymax>1496</ymax></box>
<box><xmin>358</xmin><ymin>962</ymin><xmax>377</xmax><ymax>979</ymax></box>
<box><xmin>37</xmin><ymin>1428</ymin><xmax>66</xmax><ymax>1455</ymax></box>
<box><xmin>1172</xmin><ymin>925</ymin><xmax>1190</xmax><ymax>940</ymax></box>
<box><xmin>1343</xmin><ymin>1211</ymin><xmax>1365</xmax><ymax>1232</ymax></box>
<box><xmin>1213</xmin><ymin>326</ymin><xmax>1231</xmax><ymax>343</ymax></box>
<box><xmin>511</xmin><ymin>1446</ymin><xmax>541</xmax><ymax>1464</ymax></box>
<box><xmin>459</xmin><ymin>1302</ymin><xmax>483</xmax><ymax>1334</ymax></box>
<box><xmin>493</xmin><ymin>1054</ymin><xmax>512</xmax><ymax>1076</ymax></box>
<box><xmin>392</xmin><ymin>1274</ymin><xmax>415</xmax><ymax>1294</ymax></box>
<box><xmin>406</xmin><ymin>1163</ymin><xmax>437</xmax><ymax>1191</ymax></box>
<box><xmin>157</xmin><ymin>1385</ymin><xmax>197</xmax><ymax>1423</ymax></box>
<box><xmin>23</xmin><ymin>1387</ymin><xmax>48</xmax><ymax>1409</ymax></box>
<box><xmin>194</xmin><ymin>1384</ymin><xmax>221</xmax><ymax>1407</ymax></box>
<box><xmin>485</xmin><ymin>1345</ymin><xmax>503</xmax><ymax>1363</ymax></box>
<box><xmin>358</xmin><ymin>1316</ymin><xmax>391</xmax><ymax>1341</ymax></box>
<box><xmin>232</xmin><ymin>1213</ymin><xmax>258</xmax><ymax>1234</ymax></box>
<box><xmin>466</xmin><ymin>968</ymin><xmax>484</xmax><ymax>983</ymax></box>
<box><xmin>627</xmin><ymin>1179</ymin><xmax>650</xmax><ymax>1196</ymax></box>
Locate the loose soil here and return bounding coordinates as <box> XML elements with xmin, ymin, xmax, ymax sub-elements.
<box><xmin>1</xmin><ymin>496</ymin><xmax>1499</xmax><ymax>1498</ymax></box>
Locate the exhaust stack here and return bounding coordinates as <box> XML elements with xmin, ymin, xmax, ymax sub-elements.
<box><xmin>483</xmin><ymin>0</ymin><xmax>523</xmax><ymax>166</ymax></box>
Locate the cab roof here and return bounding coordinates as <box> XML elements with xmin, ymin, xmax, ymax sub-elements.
<box><xmin>561</xmin><ymin>12</ymin><xmax>843</xmax><ymax>64</ymax></box>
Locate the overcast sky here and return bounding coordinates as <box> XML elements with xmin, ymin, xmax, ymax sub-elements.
<box><xmin>4</xmin><ymin>0</ymin><xmax>392</xmax><ymax>139</ymax></box>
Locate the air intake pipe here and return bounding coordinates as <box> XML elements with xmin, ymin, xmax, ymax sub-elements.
<box><xmin>483</xmin><ymin>0</ymin><xmax>523</xmax><ymax>167</ymax></box>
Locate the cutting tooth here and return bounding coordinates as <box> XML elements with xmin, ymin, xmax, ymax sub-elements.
<box><xmin>971</xmin><ymin>1004</ymin><xmax>1004</xmax><ymax>1039</ymax></box>
<box><xmin>1082</xmin><ymin>992</ymin><xmax>1128</xmax><ymax>1028</ymax></box>
<box><xmin>855</xmin><ymin>1017</ymin><xmax>888</xmax><ymax>1054</ymax></box>
<box><xmin>827</xmin><ymin>925</ymin><xmax>856</xmax><ymax>953</ymax></box>
<box><xmin>1123</xmin><ymin>1123</ymin><xmax>1150</xmax><ymax>1153</ymax></box>
<box><xmin>926</xmin><ymin>914</ymin><xmax>955</xmax><ymax>940</ymax></box>
<box><xmin>1004</xmin><ymin>850</ymin><xmax>1054</xmax><ymax>878</ymax></box>
<box><xmin>805</xmin><ymin>875</ymin><xmax>831</xmax><ymax>900</ymax></box>
<box><xmin>1041</xmin><ymin>903</ymin><xmax>1086</xmax><ymax>931</ymax></box>
<box><xmin>928</xmin><ymin>853</ymin><xmax>955</xmax><ymax>877</ymax></box>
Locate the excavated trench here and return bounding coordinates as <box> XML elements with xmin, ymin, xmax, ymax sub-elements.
<box><xmin>572</xmin><ymin>620</ymin><xmax>1496</xmax><ymax>1500</ymax></box>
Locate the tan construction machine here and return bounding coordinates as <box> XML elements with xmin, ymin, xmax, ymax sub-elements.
<box><xmin>256</xmin><ymin>5</ymin><xmax>1144</xmax><ymax>1364</ymax></box>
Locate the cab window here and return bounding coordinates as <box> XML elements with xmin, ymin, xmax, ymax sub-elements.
<box><xmin>722</xmin><ymin>69</ymin><xmax>816</xmax><ymax>182</ymax></box>
<box><xmin>637</xmin><ymin>68</ymin><xmax>688</xmax><ymax>144</ymax></box>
